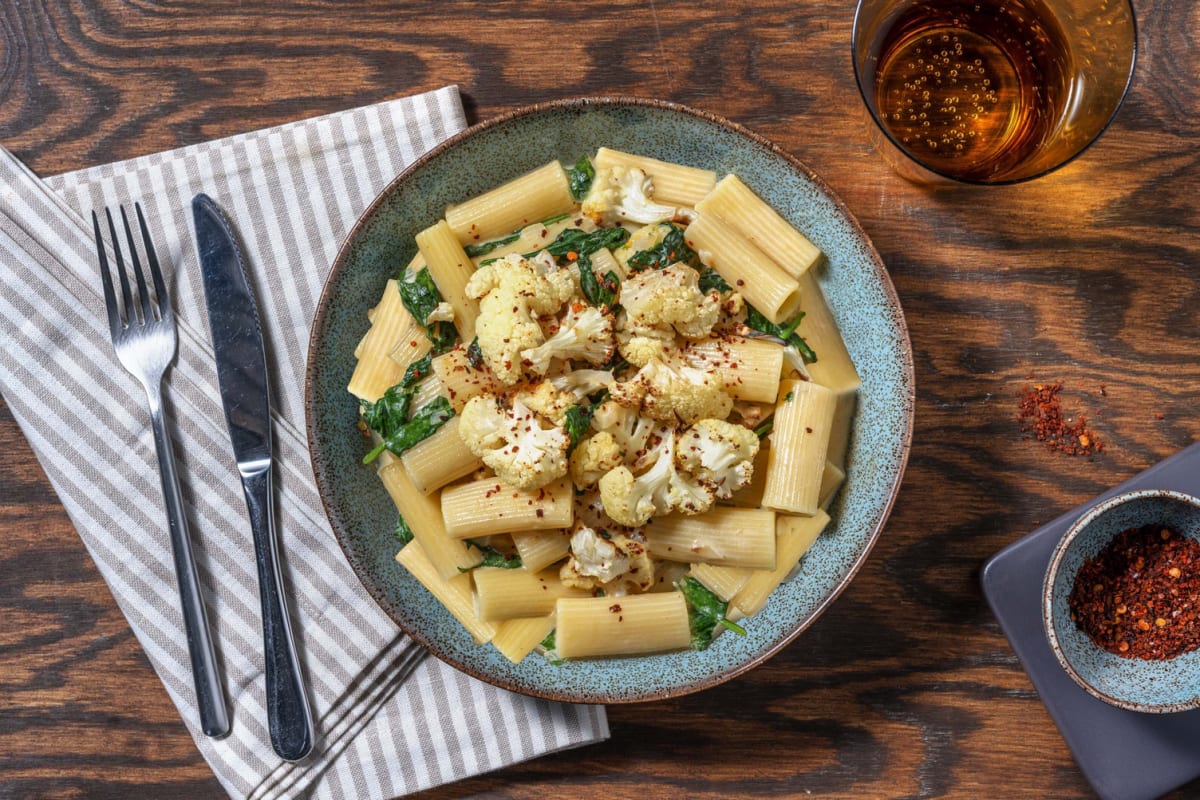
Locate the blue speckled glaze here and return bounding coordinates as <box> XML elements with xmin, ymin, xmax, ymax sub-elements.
<box><xmin>305</xmin><ymin>98</ymin><xmax>915</xmax><ymax>703</ymax></box>
<box><xmin>1044</xmin><ymin>490</ymin><xmax>1200</xmax><ymax>713</ymax></box>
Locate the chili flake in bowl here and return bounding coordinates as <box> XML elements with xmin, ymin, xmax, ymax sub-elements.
<box><xmin>1043</xmin><ymin>489</ymin><xmax>1200</xmax><ymax>713</ymax></box>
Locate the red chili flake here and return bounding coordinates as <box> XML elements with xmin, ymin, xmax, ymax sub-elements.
<box><xmin>535</xmin><ymin>509</ymin><xmax>544</xmax><ymax>518</ymax></box>
<box><xmin>1069</xmin><ymin>524</ymin><xmax>1200</xmax><ymax>660</ymax></box>
<box><xmin>1017</xmin><ymin>381</ymin><xmax>1105</xmax><ymax>456</ymax></box>
<box><xmin>609</xmin><ymin>604</ymin><xmax>622</xmax><ymax>614</ymax></box>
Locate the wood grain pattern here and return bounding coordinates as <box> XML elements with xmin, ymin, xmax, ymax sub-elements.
<box><xmin>2</xmin><ymin>0</ymin><xmax>1198</xmax><ymax>797</ymax></box>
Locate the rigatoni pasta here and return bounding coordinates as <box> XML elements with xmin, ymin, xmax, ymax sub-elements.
<box><xmin>350</xmin><ymin>146</ymin><xmax>860</xmax><ymax>663</ymax></box>
<box><xmin>684</xmin><ymin>212</ymin><xmax>803</xmax><ymax>324</ymax></box>
<box><xmin>761</xmin><ymin>380</ymin><xmax>836</xmax><ymax>516</ymax></box>
<box><xmin>695</xmin><ymin>174</ymin><xmax>822</xmax><ymax>279</ymax></box>
<box><xmin>445</xmin><ymin>160</ymin><xmax>575</xmax><ymax>244</ymax></box>
<box><xmin>555</xmin><ymin>592</ymin><xmax>692</xmax><ymax>658</ymax></box>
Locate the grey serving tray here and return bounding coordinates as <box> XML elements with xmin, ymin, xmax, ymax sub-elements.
<box><xmin>981</xmin><ymin>442</ymin><xmax>1200</xmax><ymax>800</ymax></box>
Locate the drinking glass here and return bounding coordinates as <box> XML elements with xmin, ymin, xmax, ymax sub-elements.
<box><xmin>852</xmin><ymin>0</ymin><xmax>1137</xmax><ymax>184</ymax></box>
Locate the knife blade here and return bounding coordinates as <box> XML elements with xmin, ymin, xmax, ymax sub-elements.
<box><xmin>194</xmin><ymin>193</ymin><xmax>314</xmax><ymax>762</ymax></box>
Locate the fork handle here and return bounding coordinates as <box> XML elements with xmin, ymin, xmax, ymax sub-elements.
<box><xmin>147</xmin><ymin>384</ymin><xmax>231</xmax><ymax>739</ymax></box>
<box><xmin>241</xmin><ymin>465</ymin><xmax>314</xmax><ymax>761</ymax></box>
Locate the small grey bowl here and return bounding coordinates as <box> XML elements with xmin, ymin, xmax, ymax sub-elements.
<box><xmin>1043</xmin><ymin>489</ymin><xmax>1200</xmax><ymax>713</ymax></box>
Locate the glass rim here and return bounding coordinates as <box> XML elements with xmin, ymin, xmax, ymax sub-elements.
<box><xmin>850</xmin><ymin>0</ymin><xmax>1140</xmax><ymax>186</ymax></box>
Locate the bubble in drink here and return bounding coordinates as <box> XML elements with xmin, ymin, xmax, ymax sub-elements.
<box><xmin>866</xmin><ymin>0</ymin><xmax>1073</xmax><ymax>182</ymax></box>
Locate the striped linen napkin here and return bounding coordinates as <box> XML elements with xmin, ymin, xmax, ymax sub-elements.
<box><xmin>0</xmin><ymin>85</ymin><xmax>608</xmax><ymax>799</ymax></box>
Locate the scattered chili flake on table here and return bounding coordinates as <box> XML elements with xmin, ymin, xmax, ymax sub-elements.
<box><xmin>1068</xmin><ymin>524</ymin><xmax>1200</xmax><ymax>660</ymax></box>
<box><xmin>1017</xmin><ymin>381</ymin><xmax>1104</xmax><ymax>456</ymax></box>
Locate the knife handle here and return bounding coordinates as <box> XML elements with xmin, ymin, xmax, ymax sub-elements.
<box><xmin>242</xmin><ymin>466</ymin><xmax>315</xmax><ymax>761</ymax></box>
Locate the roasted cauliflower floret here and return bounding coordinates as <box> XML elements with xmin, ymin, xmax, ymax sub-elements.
<box><xmin>619</xmin><ymin>262</ymin><xmax>721</xmax><ymax>340</ymax></box>
<box><xmin>464</xmin><ymin>252</ymin><xmax>574</xmax><ymax>384</ymax></box>
<box><xmin>457</xmin><ymin>394</ymin><xmax>569</xmax><ymax>490</ymax></box>
<box><xmin>562</xmin><ymin>526</ymin><xmax>628</xmax><ymax>585</ymax></box>
<box><xmin>616</xmin><ymin>330</ymin><xmax>672</xmax><ymax>367</ymax></box>
<box><xmin>520</xmin><ymin>304</ymin><xmax>615</xmax><ymax>375</ymax></box>
<box><xmin>598</xmin><ymin>430</ymin><xmax>714</xmax><ymax>526</ymax></box>
<box><xmin>609</xmin><ymin>357</ymin><xmax>733</xmax><ymax>426</ymax></box>
<box><xmin>559</xmin><ymin>527</ymin><xmax>654</xmax><ymax>593</ymax></box>
<box><xmin>550</xmin><ymin>368</ymin><xmax>613</xmax><ymax>400</ymax></box>
<box><xmin>569</xmin><ymin>431</ymin><xmax>622</xmax><ymax>488</ymax></box>
<box><xmin>514</xmin><ymin>380</ymin><xmax>574</xmax><ymax>426</ymax></box>
<box><xmin>677</xmin><ymin>418</ymin><xmax>761</xmax><ymax>499</ymax></box>
<box><xmin>581</xmin><ymin>165</ymin><xmax>684</xmax><ymax>226</ymax></box>
<box><xmin>590</xmin><ymin>399</ymin><xmax>669</xmax><ymax>472</ymax></box>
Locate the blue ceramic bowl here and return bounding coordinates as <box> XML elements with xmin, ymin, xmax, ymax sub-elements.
<box><xmin>1044</xmin><ymin>489</ymin><xmax>1200</xmax><ymax>713</ymax></box>
<box><xmin>306</xmin><ymin>97</ymin><xmax>914</xmax><ymax>703</ymax></box>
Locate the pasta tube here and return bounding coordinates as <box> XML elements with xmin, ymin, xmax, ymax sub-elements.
<box><xmin>685</xmin><ymin>212</ymin><xmax>802</xmax><ymax>324</ymax></box>
<box><xmin>731</xmin><ymin>510</ymin><xmax>829</xmax><ymax>616</ymax></box>
<box><xmin>685</xmin><ymin>336</ymin><xmax>785</xmax><ymax>404</ymax></box>
<box><xmin>695</xmin><ymin>174</ymin><xmax>821</xmax><ymax>279</ymax></box>
<box><xmin>791</xmin><ymin>270</ymin><xmax>860</xmax><ymax>467</ymax></box>
<box><xmin>511</xmin><ymin>529</ymin><xmax>572</xmax><ymax>573</ymax></box>
<box><xmin>348</xmin><ymin>280</ymin><xmax>424</xmax><ymax>401</ymax></box>
<box><xmin>688</xmin><ymin>563</ymin><xmax>753</xmax><ymax>602</ymax></box>
<box><xmin>441</xmin><ymin>477</ymin><xmax>573</xmax><ymax>539</ymax></box>
<box><xmin>445</xmin><ymin>161</ymin><xmax>575</xmax><ymax>244</ymax></box>
<box><xmin>555</xmin><ymin>592</ymin><xmax>692</xmax><ymax>658</ymax></box>
<box><xmin>473</xmin><ymin>567</ymin><xmax>587</xmax><ymax>621</ymax></box>
<box><xmin>593</xmin><ymin>147</ymin><xmax>717</xmax><ymax>207</ymax></box>
<box><xmin>645</xmin><ymin>507</ymin><xmax>777</xmax><ymax>570</ymax></box>
<box><xmin>400</xmin><ymin>416</ymin><xmax>482</xmax><ymax>495</ymax></box>
<box><xmin>762</xmin><ymin>380</ymin><xmax>836</xmax><ymax>516</ymax></box>
<box><xmin>396</xmin><ymin>539</ymin><xmax>495</xmax><ymax>644</ymax></box>
<box><xmin>378</xmin><ymin>454</ymin><xmax>481</xmax><ymax>578</ymax></box>
<box><xmin>431</xmin><ymin>347</ymin><xmax>504</xmax><ymax>413</ymax></box>
<box><xmin>492</xmin><ymin>615</ymin><xmax>557</xmax><ymax>663</ymax></box>
<box><xmin>415</xmin><ymin>220</ymin><xmax>478</xmax><ymax>343</ymax></box>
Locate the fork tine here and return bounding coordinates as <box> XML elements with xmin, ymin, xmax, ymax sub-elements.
<box><xmin>93</xmin><ymin>209</ymin><xmax>124</xmax><ymax>339</ymax></box>
<box><xmin>105</xmin><ymin>207</ymin><xmax>136</xmax><ymax>325</ymax></box>
<box><xmin>135</xmin><ymin>202</ymin><xmax>171</xmax><ymax>322</ymax></box>
<box><xmin>120</xmin><ymin>204</ymin><xmax>155</xmax><ymax>324</ymax></box>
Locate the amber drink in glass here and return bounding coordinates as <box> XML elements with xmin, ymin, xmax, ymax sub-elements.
<box><xmin>852</xmin><ymin>0</ymin><xmax>1136</xmax><ymax>184</ymax></box>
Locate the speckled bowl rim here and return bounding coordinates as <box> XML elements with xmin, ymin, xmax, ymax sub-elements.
<box><xmin>305</xmin><ymin>96</ymin><xmax>915</xmax><ymax>703</ymax></box>
<box><xmin>1043</xmin><ymin>488</ymin><xmax>1200</xmax><ymax>713</ymax></box>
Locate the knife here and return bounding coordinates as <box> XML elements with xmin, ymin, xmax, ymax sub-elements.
<box><xmin>193</xmin><ymin>193</ymin><xmax>315</xmax><ymax>762</ymax></box>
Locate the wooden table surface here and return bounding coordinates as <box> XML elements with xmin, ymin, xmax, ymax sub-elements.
<box><xmin>2</xmin><ymin>1</ymin><xmax>1197</xmax><ymax>798</ymax></box>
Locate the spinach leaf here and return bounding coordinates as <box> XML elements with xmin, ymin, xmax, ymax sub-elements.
<box><xmin>363</xmin><ymin>396</ymin><xmax>454</xmax><ymax>464</ymax></box>
<box><xmin>538</xmin><ymin>630</ymin><xmax>564</xmax><ymax>665</ymax></box>
<box><xmin>744</xmin><ymin>305</ymin><xmax>818</xmax><ymax>363</ymax></box>
<box><xmin>563</xmin><ymin>404</ymin><xmax>595</xmax><ymax>454</ymax></box>
<box><xmin>460</xmin><ymin>539</ymin><xmax>523</xmax><ymax>571</ymax></box>
<box><xmin>394</xmin><ymin>514</ymin><xmax>414</xmax><ymax>545</ymax></box>
<box><xmin>677</xmin><ymin>575</ymin><xmax>747</xmax><ymax>650</ymax></box>
<box><xmin>397</xmin><ymin>267</ymin><xmax>459</xmax><ymax>353</ymax></box>
<box><xmin>578</xmin><ymin>258</ymin><xmax>619</xmax><ymax>309</ymax></box>
<box><xmin>465</xmin><ymin>337</ymin><xmax>485</xmax><ymax>370</ymax></box>
<box><xmin>626</xmin><ymin>223</ymin><xmax>698</xmax><ymax>271</ymax></box>
<box><xmin>567</xmin><ymin>155</ymin><xmax>595</xmax><ymax>201</ymax></box>
<box><xmin>360</xmin><ymin>384</ymin><xmax>414</xmax><ymax>441</ymax></box>
<box><xmin>464</xmin><ymin>231</ymin><xmax>520</xmax><ymax>258</ymax></box>
<box><xmin>698</xmin><ymin>266</ymin><xmax>731</xmax><ymax>294</ymax></box>
<box><xmin>542</xmin><ymin>227</ymin><xmax>630</xmax><ymax>261</ymax></box>
<box><xmin>359</xmin><ymin>354</ymin><xmax>432</xmax><ymax>441</ymax></box>
<box><xmin>540</xmin><ymin>227</ymin><xmax>628</xmax><ymax>308</ymax></box>
<box><xmin>563</xmin><ymin>388</ymin><xmax>609</xmax><ymax>454</ymax></box>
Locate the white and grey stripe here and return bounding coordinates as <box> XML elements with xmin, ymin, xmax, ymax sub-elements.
<box><xmin>0</xmin><ymin>85</ymin><xmax>608</xmax><ymax>800</ymax></box>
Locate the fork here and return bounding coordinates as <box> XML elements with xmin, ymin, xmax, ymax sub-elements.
<box><xmin>93</xmin><ymin>203</ymin><xmax>231</xmax><ymax>739</ymax></box>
